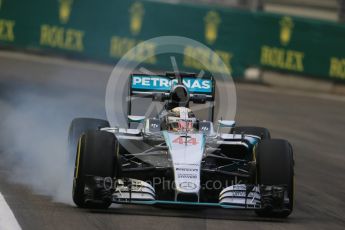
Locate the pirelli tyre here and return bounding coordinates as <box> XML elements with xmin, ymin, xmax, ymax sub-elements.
<box><xmin>231</xmin><ymin>126</ymin><xmax>271</xmax><ymax>140</ymax></box>
<box><xmin>68</xmin><ymin>118</ymin><xmax>110</xmax><ymax>162</ymax></box>
<box><xmin>255</xmin><ymin>139</ymin><xmax>294</xmax><ymax>218</ymax></box>
<box><xmin>73</xmin><ymin>130</ymin><xmax>119</xmax><ymax>209</ymax></box>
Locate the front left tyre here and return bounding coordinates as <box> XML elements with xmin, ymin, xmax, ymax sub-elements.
<box><xmin>255</xmin><ymin>139</ymin><xmax>294</xmax><ymax>218</ymax></box>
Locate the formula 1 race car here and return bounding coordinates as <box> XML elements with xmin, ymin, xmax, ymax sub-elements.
<box><xmin>68</xmin><ymin>72</ymin><xmax>294</xmax><ymax>218</ymax></box>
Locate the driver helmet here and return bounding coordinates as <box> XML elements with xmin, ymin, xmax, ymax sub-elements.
<box><xmin>166</xmin><ymin>107</ymin><xmax>196</xmax><ymax>132</ymax></box>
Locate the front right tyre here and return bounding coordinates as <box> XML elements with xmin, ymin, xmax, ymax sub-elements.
<box><xmin>73</xmin><ymin>130</ymin><xmax>119</xmax><ymax>209</ymax></box>
<box><xmin>68</xmin><ymin>118</ymin><xmax>110</xmax><ymax>163</ymax></box>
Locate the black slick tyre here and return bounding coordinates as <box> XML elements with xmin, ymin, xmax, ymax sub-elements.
<box><xmin>255</xmin><ymin>139</ymin><xmax>294</xmax><ymax>218</ymax></box>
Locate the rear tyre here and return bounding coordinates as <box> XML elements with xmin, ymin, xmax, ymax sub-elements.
<box><xmin>231</xmin><ymin>126</ymin><xmax>271</xmax><ymax>140</ymax></box>
<box><xmin>68</xmin><ymin>118</ymin><xmax>110</xmax><ymax>162</ymax></box>
<box><xmin>255</xmin><ymin>139</ymin><xmax>294</xmax><ymax>218</ymax></box>
<box><xmin>72</xmin><ymin>130</ymin><xmax>118</xmax><ymax>209</ymax></box>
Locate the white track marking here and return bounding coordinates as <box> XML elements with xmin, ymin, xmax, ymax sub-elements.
<box><xmin>239</xmin><ymin>83</ymin><xmax>345</xmax><ymax>103</ymax></box>
<box><xmin>0</xmin><ymin>193</ymin><xmax>21</xmax><ymax>230</ymax></box>
<box><xmin>0</xmin><ymin>50</ymin><xmax>111</xmax><ymax>72</ymax></box>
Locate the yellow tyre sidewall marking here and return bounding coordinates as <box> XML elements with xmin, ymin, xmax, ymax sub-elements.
<box><xmin>75</xmin><ymin>136</ymin><xmax>82</xmax><ymax>179</ymax></box>
<box><xmin>253</xmin><ymin>144</ymin><xmax>258</xmax><ymax>184</ymax></box>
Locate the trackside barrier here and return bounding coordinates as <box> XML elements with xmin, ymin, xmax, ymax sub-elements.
<box><xmin>0</xmin><ymin>0</ymin><xmax>345</xmax><ymax>81</ymax></box>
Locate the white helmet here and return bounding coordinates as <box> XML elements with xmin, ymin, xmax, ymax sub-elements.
<box><xmin>166</xmin><ymin>107</ymin><xmax>196</xmax><ymax>132</ymax></box>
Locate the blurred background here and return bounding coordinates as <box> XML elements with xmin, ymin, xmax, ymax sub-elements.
<box><xmin>156</xmin><ymin>0</ymin><xmax>344</xmax><ymax>22</ymax></box>
<box><xmin>0</xmin><ymin>0</ymin><xmax>345</xmax><ymax>229</ymax></box>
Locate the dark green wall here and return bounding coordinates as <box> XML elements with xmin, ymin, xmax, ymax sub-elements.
<box><xmin>0</xmin><ymin>0</ymin><xmax>345</xmax><ymax>81</ymax></box>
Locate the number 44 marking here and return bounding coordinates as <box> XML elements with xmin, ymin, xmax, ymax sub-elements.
<box><xmin>172</xmin><ymin>136</ymin><xmax>198</xmax><ymax>145</ymax></box>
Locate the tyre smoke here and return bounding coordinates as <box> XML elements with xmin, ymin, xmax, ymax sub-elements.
<box><xmin>0</xmin><ymin>87</ymin><xmax>106</xmax><ymax>204</ymax></box>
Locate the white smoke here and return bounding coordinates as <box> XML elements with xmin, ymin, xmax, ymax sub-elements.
<box><xmin>0</xmin><ymin>89</ymin><xmax>105</xmax><ymax>204</ymax></box>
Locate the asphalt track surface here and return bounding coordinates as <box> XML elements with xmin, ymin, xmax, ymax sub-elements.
<box><xmin>0</xmin><ymin>51</ymin><xmax>345</xmax><ymax>229</ymax></box>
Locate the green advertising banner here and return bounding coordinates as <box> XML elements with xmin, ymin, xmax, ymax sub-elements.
<box><xmin>0</xmin><ymin>0</ymin><xmax>345</xmax><ymax>81</ymax></box>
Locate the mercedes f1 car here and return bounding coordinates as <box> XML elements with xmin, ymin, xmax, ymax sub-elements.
<box><xmin>68</xmin><ymin>72</ymin><xmax>294</xmax><ymax>218</ymax></box>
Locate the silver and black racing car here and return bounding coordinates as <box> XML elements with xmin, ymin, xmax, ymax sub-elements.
<box><xmin>68</xmin><ymin>72</ymin><xmax>294</xmax><ymax>218</ymax></box>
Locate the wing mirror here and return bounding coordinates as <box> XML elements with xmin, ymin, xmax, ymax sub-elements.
<box><xmin>218</xmin><ymin>120</ymin><xmax>236</xmax><ymax>128</ymax></box>
<box><xmin>128</xmin><ymin>115</ymin><xmax>145</xmax><ymax>123</ymax></box>
<box><xmin>217</xmin><ymin>120</ymin><xmax>236</xmax><ymax>136</ymax></box>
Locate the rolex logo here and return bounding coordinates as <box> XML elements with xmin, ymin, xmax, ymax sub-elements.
<box><xmin>280</xmin><ymin>16</ymin><xmax>294</xmax><ymax>46</ymax></box>
<box><xmin>130</xmin><ymin>2</ymin><xmax>144</xmax><ymax>36</ymax></box>
<box><xmin>59</xmin><ymin>0</ymin><xmax>74</xmax><ymax>24</ymax></box>
<box><xmin>204</xmin><ymin>11</ymin><xmax>221</xmax><ymax>45</ymax></box>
